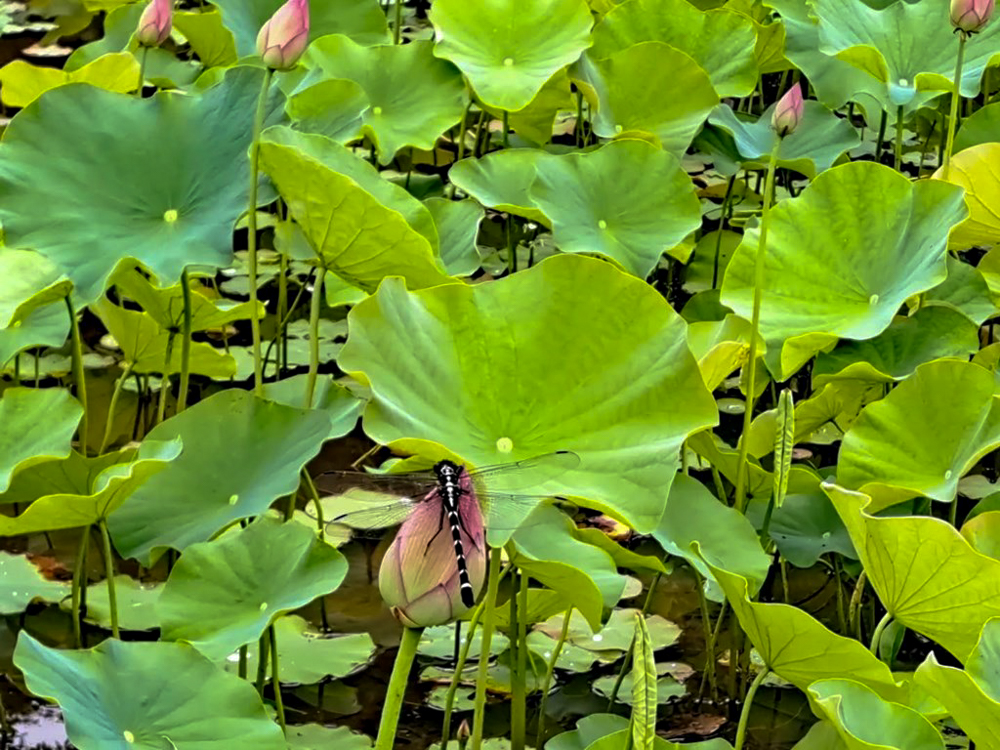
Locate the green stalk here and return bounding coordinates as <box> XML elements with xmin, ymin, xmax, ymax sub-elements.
<box><xmin>502</xmin><ymin>110</ymin><xmax>510</xmax><ymax>149</ymax></box>
<box><xmin>156</xmin><ymin>332</ymin><xmax>176</xmax><ymax>424</ymax></box>
<box><xmin>712</xmin><ymin>175</ymin><xmax>737</xmax><ymax>288</ymax></box>
<box><xmin>607</xmin><ymin>571</ymin><xmax>662</xmax><ymax>708</ymax></box>
<box><xmin>136</xmin><ymin>45</ymin><xmax>149</xmax><ymax>96</ymax></box>
<box><xmin>535</xmin><ymin>607</ymin><xmax>572</xmax><ymax>749</ymax></box>
<box><xmin>734</xmin><ymin>668</ymin><xmax>769</xmax><ymax>750</ymax></box>
<box><xmin>276</xmin><ymin>251</ymin><xmax>288</xmax><ymax>376</ymax></box>
<box><xmin>833</xmin><ymin>556</ymin><xmax>847</xmax><ymax>635</ymax></box>
<box><xmin>239</xmin><ymin>645</ymin><xmax>248</xmax><ymax>679</ymax></box>
<box><xmin>849</xmin><ymin>571</ymin><xmax>867</xmax><ymax>640</ymax></box>
<box><xmin>510</xmin><ymin>569</ymin><xmax>526</xmax><ymax>750</ymax></box>
<box><xmin>71</xmin><ymin>524</ymin><xmax>90</xmax><ymax>648</ymax></box>
<box><xmin>894</xmin><ymin>105</ymin><xmax>905</xmax><ymax>172</ymax></box>
<box><xmin>98</xmin><ymin>363</ymin><xmax>134</xmax><ymax>455</ymax></box>
<box><xmin>875</xmin><ymin>109</ymin><xmax>888</xmax><ymax>164</ymax></box>
<box><xmin>301</xmin><ymin>469</ymin><xmax>325</xmax><ymax>540</ymax></box>
<box><xmin>870</xmin><ymin>611</ymin><xmax>893</xmax><ymax>657</ymax></box>
<box><xmin>256</xmin><ymin>633</ymin><xmax>271</xmax><ymax>695</ymax></box>
<box><xmin>455</xmin><ymin>99</ymin><xmax>473</xmax><ymax>164</ymax></box>
<box><xmin>943</xmin><ymin>32</ymin><xmax>968</xmax><ymax>180</ymax></box>
<box><xmin>177</xmin><ymin>269</ymin><xmax>193</xmax><ymax>413</ymax></box>
<box><xmin>442</xmin><ymin>591</ymin><xmax>489</xmax><ymax>742</ymax></box>
<box><xmin>65</xmin><ymin>296</ymin><xmax>89</xmax><ymax>455</ymax></box>
<box><xmin>733</xmin><ymin>142</ymin><xmax>781</xmax><ymax>513</ymax></box>
<box><xmin>269</xmin><ymin>624</ymin><xmax>286</xmax><ymax>733</ymax></box>
<box><xmin>247</xmin><ymin>67</ymin><xmax>274</xmax><ymax>397</ymax></box>
<box><xmin>393</xmin><ymin>0</ymin><xmax>403</xmax><ymax>44</ymax></box>
<box><xmin>375</xmin><ymin>626</ymin><xmax>424</xmax><ymax>750</ymax></box>
<box><xmin>98</xmin><ymin>519</ymin><xmax>119</xmax><ymax>638</ymax></box>
<box><xmin>470</xmin><ymin>548</ymin><xmax>503</xmax><ymax>750</ymax></box>
<box><xmin>696</xmin><ymin>575</ymin><xmax>718</xmax><ymax>702</ymax></box>
<box><xmin>304</xmin><ymin>268</ymin><xmax>326</xmax><ymax>407</ymax></box>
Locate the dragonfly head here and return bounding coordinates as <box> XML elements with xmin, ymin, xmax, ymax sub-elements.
<box><xmin>433</xmin><ymin>459</ymin><xmax>463</xmax><ymax>482</ymax></box>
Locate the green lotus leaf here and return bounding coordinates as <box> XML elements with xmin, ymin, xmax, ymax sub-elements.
<box><xmin>764</xmin><ymin>490</ymin><xmax>856</xmax><ymax>568</ymax></box>
<box><xmin>0</xmin><ymin>52</ymin><xmax>138</xmax><ymax>108</ymax></box>
<box><xmin>812</xmin><ymin>307</ymin><xmax>980</xmax><ymax>388</ymax></box>
<box><xmin>707</xmin><ymin>101</ymin><xmax>859</xmax><ymax>178</ymax></box>
<box><xmin>173</xmin><ymin>10</ymin><xmax>238</xmax><ymax>68</ymax></box>
<box><xmin>13</xmin><ymin>632</ymin><xmax>286</xmax><ymax>749</ymax></box>
<box><xmin>0</xmin><ymin>387</ymin><xmax>82</xmax><ymax>494</ymax></box>
<box><xmin>257</xmin><ymin>127</ymin><xmax>453</xmax><ymax>291</ymax></box>
<box><xmin>837</xmin><ymin>360</ymin><xmax>1000</xmax><ymax>509</ymax></box>
<box><xmin>108</xmin><ymin>390</ymin><xmax>332</xmax><ymax>565</ymax></box>
<box><xmin>0</xmin><ymin>67</ymin><xmax>284</xmax><ymax>305</ymax></box>
<box><xmin>286</xmin><ymin>78</ymin><xmax>368</xmax><ymax>143</ymax></box>
<box><xmin>808</xmin><ymin>679</ymin><xmax>945</xmax><ymax>750</ymax></box>
<box><xmin>158</xmin><ymin>517</ymin><xmax>347</xmax><ymax>661</ymax></box>
<box><xmin>925</xmin><ymin>255</ymin><xmax>1000</xmax><ymax>325</ymax></box>
<box><xmin>932</xmin><ymin>143</ymin><xmax>1000</xmax><ymax>250</ymax></box>
<box><xmin>0</xmin><ymin>249</ymin><xmax>72</xmax><ymax>330</ymax></box>
<box><xmin>68</xmin><ymin>576</ymin><xmax>162</xmax><ymax>632</ymax></box>
<box><xmin>306</xmin><ymin>36</ymin><xmax>467</xmax><ymax>165</ymax></box>
<box><xmin>93</xmin><ymin>300</ymin><xmax>236</xmax><ymax>379</ymax></box>
<box><xmin>954</xmin><ymin>101</ymin><xmax>1000</xmax><ymax>153</ymax></box>
<box><xmin>547</xmin><ymin>714</ymin><xmax>733</xmax><ymax>750</ymax></box>
<box><xmin>687</xmin><ymin>430</ymin><xmax>772</xmax><ymax>499</ymax></box>
<box><xmin>590</xmin><ymin>0</ymin><xmax>758</xmax><ymax>97</ymax></box>
<box><xmin>429</xmin><ymin>0</ymin><xmax>593</xmax><ymax>111</ymax></box>
<box><xmin>535</xmin><ymin>609</ymin><xmax>680</xmax><ymax>656</ymax></box>
<box><xmin>961</xmin><ymin>511</ymin><xmax>1000</xmax><ymax>561</ymax></box>
<box><xmin>425</xmin><ymin>198</ymin><xmax>484</xmax><ymax>276</ymax></box>
<box><xmin>420</xmin><ymin>622</ymin><xmax>510</xmax><ymax>660</ymax></box>
<box><xmin>703</xmin><ymin>556</ymin><xmax>902</xmax><ymax>700</ymax></box>
<box><xmin>574</xmin><ymin>43</ymin><xmax>719</xmax><ymax>156</ymax></box>
<box><xmin>593</xmin><ymin>667</ymin><xmax>686</xmax><ymax>706</ymax></box>
<box><xmin>287</xmin><ymin>724</ymin><xmax>373</xmax><ymax>750</ymax></box>
<box><xmin>789</xmin><ymin>721</ymin><xmax>845</xmax><ymax>750</ymax></box>
<box><xmin>212</xmin><ymin>0</ymin><xmax>389</xmax><ymax>56</ymax></box>
<box><xmin>0</xmin><ymin>439</ymin><xmax>181</xmax><ymax>535</ymax></box>
<box><xmin>527</xmin><ymin>139</ymin><xmax>702</xmax><ymax>278</ymax></box>
<box><xmin>262</xmin><ymin>375</ymin><xmax>363</xmax><ymax>439</ymax></box>
<box><xmin>654</xmin><ymin>474</ymin><xmax>769</xmax><ymax>602</ymax></box>
<box><xmin>720</xmin><ymin>162</ymin><xmax>966</xmax><ymax>380</ymax></box>
<box><xmin>508</xmin><ymin>558</ymin><xmax>604</xmax><ymax>633</ymax></box>
<box><xmin>686</xmin><ymin>314</ymin><xmax>754</xmax><ymax>392</ymax></box>
<box><xmin>338</xmin><ymin>254</ymin><xmax>718</xmax><ymax>535</ymax></box>
<box><xmin>726</xmin><ymin>0</ymin><xmax>788</xmax><ymax>74</ymax></box>
<box><xmin>0</xmin><ymin>449</ymin><xmax>128</xmax><ymax>506</ymax></box>
<box><xmin>480</xmin><ymin>69</ymin><xmax>576</xmax><ymax>145</ymax></box>
<box><xmin>0</xmin><ymin>303</ymin><xmax>69</xmax><ymax>368</ymax></box>
<box><xmin>914</xmin><ymin>618</ymin><xmax>1000</xmax><ymax>747</ymax></box>
<box><xmin>449</xmin><ymin>149</ymin><xmax>551</xmax><ymax>225</ymax></box>
<box><xmin>0</xmin><ymin>552</ymin><xmax>69</xmax><ymax>615</ymax></box>
<box><xmin>815</xmin><ymin>0</ymin><xmax>1000</xmax><ymax>104</ymax></box>
<box><xmin>825</xmin><ymin>483</ymin><xmax>1000</xmax><ymax>662</ymax></box>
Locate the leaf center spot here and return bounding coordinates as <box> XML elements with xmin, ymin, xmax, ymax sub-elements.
<box><xmin>614</xmin><ymin>124</ymin><xmax>623</xmax><ymax>134</ymax></box>
<box><xmin>598</xmin><ymin>219</ymin><xmax>608</xmax><ymax>230</ymax></box>
<box><xmin>124</xmin><ymin>730</ymin><xmax>135</xmax><ymax>743</ymax></box>
<box><xmin>945</xmin><ymin>470</ymin><xmax>953</xmax><ymax>480</ymax></box>
<box><xmin>496</xmin><ymin>437</ymin><xmax>513</xmax><ymax>453</ymax></box>
<box><xmin>259</xmin><ymin>602</ymin><xmax>268</xmax><ymax>611</ymax></box>
<box><xmin>868</xmin><ymin>294</ymin><xmax>879</xmax><ymax>305</ymax></box>
<box><xmin>372</xmin><ymin>106</ymin><xmax>382</xmax><ymax>116</ymax></box>
<box><xmin>503</xmin><ymin>57</ymin><xmax>514</xmax><ymax>67</ymax></box>
<box><xmin>592</xmin><ymin>634</ymin><xmax>603</xmax><ymax>642</ymax></box>
<box><xmin>228</xmin><ymin>494</ymin><xmax>239</xmax><ymax>505</ymax></box>
<box><xmin>163</xmin><ymin>209</ymin><xmax>179</xmax><ymax>224</ymax></box>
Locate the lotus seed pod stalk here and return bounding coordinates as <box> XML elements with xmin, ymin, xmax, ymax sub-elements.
<box><xmin>256</xmin><ymin>0</ymin><xmax>310</xmax><ymax>70</ymax></box>
<box><xmin>771</xmin><ymin>83</ymin><xmax>804</xmax><ymax>137</ymax></box>
<box><xmin>950</xmin><ymin>0</ymin><xmax>995</xmax><ymax>32</ymax></box>
<box><xmin>378</xmin><ymin>489</ymin><xmax>486</xmax><ymax>628</ymax></box>
<box><xmin>136</xmin><ymin>0</ymin><xmax>172</xmax><ymax>47</ymax></box>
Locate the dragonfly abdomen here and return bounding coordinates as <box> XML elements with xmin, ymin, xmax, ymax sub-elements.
<box><xmin>437</xmin><ymin>461</ymin><xmax>476</xmax><ymax>608</ymax></box>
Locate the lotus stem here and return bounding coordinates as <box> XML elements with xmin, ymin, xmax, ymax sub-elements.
<box><xmin>734</xmin><ymin>141</ymin><xmax>781</xmax><ymax>513</ymax></box>
<box><xmin>510</xmin><ymin>569</ymin><xmax>526</xmax><ymax>750</ymax></box>
<box><xmin>177</xmin><ymin>269</ymin><xmax>193</xmax><ymax>413</ymax></box>
<box><xmin>239</xmin><ymin>645</ymin><xmax>248</xmax><ymax>679</ymax></box>
<box><xmin>256</xmin><ymin>633</ymin><xmax>270</xmax><ymax>694</ymax></box>
<box><xmin>849</xmin><ymin>571</ymin><xmax>867</xmax><ymax>640</ymax></box>
<box><xmin>455</xmin><ymin>98</ymin><xmax>473</xmax><ymax>165</ymax></box>
<box><xmin>276</xmin><ymin>250</ymin><xmax>288</xmax><ymax>375</ymax></box>
<box><xmin>696</xmin><ymin>574</ymin><xmax>718</xmax><ymax>703</ymax></box>
<box><xmin>136</xmin><ymin>46</ymin><xmax>149</xmax><ymax>96</ymax></box>
<box><xmin>375</xmin><ymin>625</ymin><xmax>424</xmax><ymax>750</ymax></box>
<box><xmin>71</xmin><ymin>524</ymin><xmax>90</xmax><ymax>648</ymax></box>
<box><xmin>393</xmin><ymin>0</ymin><xmax>403</xmax><ymax>44</ymax></box>
<box><xmin>893</xmin><ymin>105</ymin><xmax>905</xmax><ymax>172</ymax></box>
<box><xmin>98</xmin><ymin>363</ymin><xmax>134</xmax><ymax>455</ymax></box>
<box><xmin>870</xmin><ymin>611</ymin><xmax>893</xmax><ymax>657</ymax></box>
<box><xmin>262</xmin><ymin>267</ymin><xmax>315</xmax><ymax>377</ymax></box>
<box><xmin>833</xmin><ymin>556</ymin><xmax>847</xmax><ymax>634</ymax></box>
<box><xmin>304</xmin><ymin>267</ymin><xmax>326</xmax><ymax>407</ymax></box>
<box><xmin>608</xmin><ymin>571</ymin><xmax>662</xmax><ymax>708</ymax></box>
<box><xmin>269</xmin><ymin>624</ymin><xmax>285</xmax><ymax>733</ymax></box>
<box><xmin>875</xmin><ymin>109</ymin><xmax>888</xmax><ymax>164</ymax></box>
<box><xmin>247</xmin><ymin>67</ymin><xmax>274</xmax><ymax>397</ymax></box>
<box><xmin>943</xmin><ymin>32</ymin><xmax>968</xmax><ymax>180</ymax></box>
<box><xmin>712</xmin><ymin>175</ymin><xmax>737</xmax><ymax>288</ymax></box>
<box><xmin>156</xmin><ymin>332</ymin><xmax>176</xmax><ymax>424</ymax></box>
<box><xmin>536</xmin><ymin>606</ymin><xmax>572</xmax><ymax>749</ymax></box>
<box><xmin>65</xmin><ymin>296</ymin><xmax>89</xmax><ymax>455</ymax></box>
<box><xmin>470</xmin><ymin>547</ymin><xmax>503</xmax><ymax>750</ymax></box>
<box><xmin>734</xmin><ymin>667</ymin><xmax>769</xmax><ymax>750</ymax></box>
<box><xmin>98</xmin><ymin>520</ymin><xmax>119</xmax><ymax>638</ymax></box>
<box><xmin>301</xmin><ymin>469</ymin><xmax>325</xmax><ymax>540</ymax></box>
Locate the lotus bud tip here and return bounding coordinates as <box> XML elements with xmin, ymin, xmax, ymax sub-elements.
<box><xmin>771</xmin><ymin>82</ymin><xmax>804</xmax><ymax>138</ymax></box>
<box><xmin>256</xmin><ymin>0</ymin><xmax>311</xmax><ymax>70</ymax></box>
<box><xmin>136</xmin><ymin>0</ymin><xmax>172</xmax><ymax>48</ymax></box>
<box><xmin>950</xmin><ymin>0</ymin><xmax>995</xmax><ymax>33</ymax></box>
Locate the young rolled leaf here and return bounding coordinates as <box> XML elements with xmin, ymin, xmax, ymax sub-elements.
<box><xmin>630</xmin><ymin>612</ymin><xmax>657</xmax><ymax>750</ymax></box>
<box><xmin>773</xmin><ymin>389</ymin><xmax>795</xmax><ymax>510</ymax></box>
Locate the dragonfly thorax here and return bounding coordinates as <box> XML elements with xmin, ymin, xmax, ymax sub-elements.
<box><xmin>433</xmin><ymin>460</ymin><xmax>469</xmax><ymax>509</ymax></box>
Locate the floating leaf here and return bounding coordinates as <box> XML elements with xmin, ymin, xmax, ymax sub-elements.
<box><xmin>0</xmin><ymin>552</ymin><xmax>69</xmax><ymax>615</ymax></box>
<box><xmin>286</xmin><ymin>724</ymin><xmax>372</xmax><ymax>750</ymax></box>
<box><xmin>0</xmin><ymin>387</ymin><xmax>82</xmax><ymax>494</ymax></box>
<box><xmin>73</xmin><ymin>576</ymin><xmax>161</xmax><ymax>632</ymax></box>
<box><xmin>0</xmin><ymin>52</ymin><xmax>138</xmax><ymax>108</ymax></box>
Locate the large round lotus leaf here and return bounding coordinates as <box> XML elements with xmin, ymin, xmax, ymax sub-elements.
<box><xmin>0</xmin><ymin>53</ymin><xmax>138</xmax><ymax>108</ymax></box>
<box><xmin>306</xmin><ymin>36</ymin><xmax>467</xmax><ymax>165</ymax></box>
<box><xmin>726</xmin><ymin>0</ymin><xmax>788</xmax><ymax>75</ymax></box>
<box><xmin>0</xmin><ymin>449</ymin><xmax>129</xmax><ymax>506</ymax></box>
<box><xmin>0</xmin><ymin>303</ymin><xmax>69</xmax><ymax>368</ymax></box>
<box><xmin>808</xmin><ymin>679</ymin><xmax>945</xmax><ymax>750</ymax></box>
<box><xmin>812</xmin><ymin>307</ymin><xmax>980</xmax><ymax>388</ymax></box>
<box><xmin>257</xmin><ymin>127</ymin><xmax>453</xmax><ymax>292</ymax></box>
<box><xmin>108</xmin><ymin>390</ymin><xmax>331</xmax><ymax>566</ymax></box>
<box><xmin>480</xmin><ymin>69</ymin><xmax>576</xmax><ymax>146</ymax></box>
<box><xmin>0</xmin><ymin>552</ymin><xmax>69</xmax><ymax>615</ymax></box>
<box><xmin>825</xmin><ymin>484</ymin><xmax>1000</xmax><ymax>662</ymax></box>
<box><xmin>428</xmin><ymin>0</ymin><xmax>593</xmax><ymax>112</ymax></box>
<box><xmin>13</xmin><ymin>632</ymin><xmax>286</xmax><ymax>749</ymax></box>
<box><xmin>212</xmin><ymin>0</ymin><xmax>389</xmax><ymax>56</ymax></box>
<box><xmin>425</xmin><ymin>198</ymin><xmax>485</xmax><ymax>276</ymax></box>
<box><xmin>0</xmin><ymin>249</ymin><xmax>70</xmax><ymax>329</ymax></box>
<box><xmin>962</xmin><ymin>511</ymin><xmax>1000</xmax><ymax>561</ymax></box>
<box><xmin>932</xmin><ymin>143</ymin><xmax>1000</xmax><ymax>250</ymax></box>
<box><xmin>837</xmin><ymin>360</ymin><xmax>1000</xmax><ymax>510</ymax></box>
<box><xmin>755</xmin><ymin>489</ymin><xmax>856</xmax><ymax>568</ymax></box>
<box><xmin>158</xmin><ymin>517</ymin><xmax>347</xmax><ymax>661</ymax></box>
<box><xmin>0</xmin><ymin>439</ymin><xmax>181</xmax><ymax>535</ymax></box>
<box><xmin>448</xmin><ymin>149</ymin><xmax>552</xmax><ymax>226</ymax></box>
<box><xmin>0</xmin><ymin>67</ymin><xmax>284</xmax><ymax>305</ymax></box>
<box><xmin>654</xmin><ymin>474</ymin><xmax>769</xmax><ymax>602</ymax></box>
<box><xmin>528</xmin><ymin>139</ymin><xmax>701</xmax><ymax>278</ymax></box>
<box><xmin>590</xmin><ymin>0</ymin><xmax>757</xmax><ymax>97</ymax></box>
<box><xmin>173</xmin><ymin>10</ymin><xmax>239</xmax><ymax>68</ymax></box>
<box><xmin>720</xmin><ymin>162</ymin><xmax>966</xmax><ymax>380</ymax></box>
<box><xmin>574</xmin><ymin>43</ymin><xmax>719</xmax><ymax>157</ymax></box>
<box><xmin>262</xmin><ymin>375</ymin><xmax>363</xmax><ymax>439</ymax></box>
<box><xmin>286</xmin><ymin>77</ymin><xmax>369</xmax><ymax>143</ymax></box>
<box><xmin>221</xmin><ymin>614</ymin><xmax>375</xmax><ymax>684</ymax></box>
<box><xmin>954</xmin><ymin>101</ymin><xmax>1000</xmax><ymax>153</ymax></box>
<box><xmin>704</xmin><ymin>557</ymin><xmax>902</xmax><ymax>701</ymax></box>
<box><xmin>915</xmin><ymin>619</ymin><xmax>1000</xmax><ymax>748</ymax></box>
<box><xmin>70</xmin><ymin>576</ymin><xmax>161</xmax><ymax>632</ymax></box>
<box><xmin>0</xmin><ymin>387</ymin><xmax>82</xmax><ymax>493</ymax></box>
<box><xmin>338</xmin><ymin>254</ymin><xmax>718</xmax><ymax>534</ymax></box>
<box><xmin>925</xmin><ymin>255</ymin><xmax>1000</xmax><ymax>326</ymax></box>
<box><xmin>707</xmin><ymin>101</ymin><xmax>859</xmax><ymax>178</ymax></box>
<box><xmin>815</xmin><ymin>0</ymin><xmax>1000</xmax><ymax>104</ymax></box>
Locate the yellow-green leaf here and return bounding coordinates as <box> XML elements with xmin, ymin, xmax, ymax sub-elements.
<box><xmin>0</xmin><ymin>53</ymin><xmax>139</xmax><ymax>108</ymax></box>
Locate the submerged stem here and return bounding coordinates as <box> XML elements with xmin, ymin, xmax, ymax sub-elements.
<box><xmin>247</xmin><ymin>67</ymin><xmax>274</xmax><ymax>397</ymax></box>
<box><xmin>375</xmin><ymin>626</ymin><xmax>424</xmax><ymax>750</ymax></box>
<box><xmin>734</xmin><ymin>668</ymin><xmax>769</xmax><ymax>750</ymax></box>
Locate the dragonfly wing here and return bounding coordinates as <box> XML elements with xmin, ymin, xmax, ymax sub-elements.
<box><xmin>313</xmin><ymin>469</ymin><xmax>436</xmax><ymax>499</ymax></box>
<box><xmin>323</xmin><ymin>496</ymin><xmax>422</xmax><ymax>536</ymax></box>
<box><xmin>469</xmin><ymin>450</ymin><xmax>580</xmax><ymax>492</ymax></box>
<box><xmin>476</xmin><ymin>492</ymin><xmax>577</xmax><ymax>531</ymax></box>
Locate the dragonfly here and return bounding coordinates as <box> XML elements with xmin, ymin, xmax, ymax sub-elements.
<box><xmin>313</xmin><ymin>450</ymin><xmax>580</xmax><ymax>607</ymax></box>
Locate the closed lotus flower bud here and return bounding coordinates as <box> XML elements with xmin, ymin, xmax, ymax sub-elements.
<box><xmin>951</xmin><ymin>0</ymin><xmax>995</xmax><ymax>32</ymax></box>
<box><xmin>378</xmin><ymin>490</ymin><xmax>486</xmax><ymax>628</ymax></box>
<box><xmin>771</xmin><ymin>83</ymin><xmax>804</xmax><ymax>137</ymax></box>
<box><xmin>136</xmin><ymin>0</ymin><xmax>172</xmax><ymax>47</ymax></box>
<box><xmin>256</xmin><ymin>0</ymin><xmax>310</xmax><ymax>70</ymax></box>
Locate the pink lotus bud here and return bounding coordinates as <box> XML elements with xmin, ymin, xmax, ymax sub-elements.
<box><xmin>951</xmin><ymin>0</ymin><xmax>994</xmax><ymax>32</ymax></box>
<box><xmin>378</xmin><ymin>486</ymin><xmax>486</xmax><ymax>628</ymax></box>
<box><xmin>256</xmin><ymin>0</ymin><xmax>310</xmax><ymax>70</ymax></box>
<box><xmin>136</xmin><ymin>0</ymin><xmax>172</xmax><ymax>47</ymax></box>
<box><xmin>771</xmin><ymin>83</ymin><xmax>804</xmax><ymax>137</ymax></box>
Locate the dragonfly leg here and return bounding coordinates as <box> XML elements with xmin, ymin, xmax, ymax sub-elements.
<box><xmin>424</xmin><ymin>499</ymin><xmax>447</xmax><ymax>554</ymax></box>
